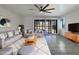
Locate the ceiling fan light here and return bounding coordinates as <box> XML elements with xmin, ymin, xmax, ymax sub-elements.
<box><xmin>40</xmin><ymin>11</ymin><xmax>43</xmax><ymax>13</ymax></box>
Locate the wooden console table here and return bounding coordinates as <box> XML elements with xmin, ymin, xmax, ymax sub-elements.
<box><xmin>64</xmin><ymin>32</ymin><xmax>79</xmax><ymax>42</ymax></box>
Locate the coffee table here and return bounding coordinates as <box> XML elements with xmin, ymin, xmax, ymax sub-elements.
<box><xmin>24</xmin><ymin>35</ymin><xmax>37</xmax><ymax>45</ymax></box>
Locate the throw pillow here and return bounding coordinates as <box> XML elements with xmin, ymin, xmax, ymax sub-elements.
<box><xmin>7</xmin><ymin>32</ymin><xmax>13</xmax><ymax>37</ymax></box>
<box><xmin>0</xmin><ymin>33</ymin><xmax>6</xmax><ymax>40</ymax></box>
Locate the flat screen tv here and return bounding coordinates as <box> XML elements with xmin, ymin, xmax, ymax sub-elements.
<box><xmin>68</xmin><ymin>23</ymin><xmax>79</xmax><ymax>32</ymax></box>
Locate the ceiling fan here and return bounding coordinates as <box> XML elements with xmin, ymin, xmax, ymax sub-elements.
<box><xmin>34</xmin><ymin>4</ymin><xmax>55</xmax><ymax>13</ymax></box>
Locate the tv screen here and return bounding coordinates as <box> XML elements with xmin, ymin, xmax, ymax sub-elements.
<box><xmin>68</xmin><ymin>23</ymin><xmax>79</xmax><ymax>32</ymax></box>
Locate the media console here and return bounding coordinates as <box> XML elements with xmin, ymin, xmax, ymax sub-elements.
<box><xmin>64</xmin><ymin>32</ymin><xmax>79</xmax><ymax>42</ymax></box>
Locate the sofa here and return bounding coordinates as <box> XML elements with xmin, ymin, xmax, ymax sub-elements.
<box><xmin>0</xmin><ymin>29</ymin><xmax>51</xmax><ymax>55</ymax></box>
<box><xmin>0</xmin><ymin>29</ymin><xmax>24</xmax><ymax>55</ymax></box>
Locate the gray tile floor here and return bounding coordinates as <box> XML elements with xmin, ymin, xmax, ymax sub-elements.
<box><xmin>45</xmin><ymin>34</ymin><xmax>79</xmax><ymax>55</ymax></box>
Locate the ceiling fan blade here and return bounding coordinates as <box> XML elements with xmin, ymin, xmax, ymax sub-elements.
<box><xmin>45</xmin><ymin>8</ymin><xmax>55</xmax><ymax>10</ymax></box>
<box><xmin>43</xmin><ymin>4</ymin><xmax>49</xmax><ymax>10</ymax></box>
<box><xmin>45</xmin><ymin>11</ymin><xmax>52</xmax><ymax>13</ymax></box>
<box><xmin>34</xmin><ymin>4</ymin><xmax>40</xmax><ymax>10</ymax></box>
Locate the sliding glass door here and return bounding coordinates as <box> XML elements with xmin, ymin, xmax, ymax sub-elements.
<box><xmin>34</xmin><ymin>19</ymin><xmax>57</xmax><ymax>34</ymax></box>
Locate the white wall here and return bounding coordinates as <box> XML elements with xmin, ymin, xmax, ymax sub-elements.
<box><xmin>0</xmin><ymin>6</ymin><xmax>21</xmax><ymax>32</ymax></box>
<box><xmin>22</xmin><ymin>16</ymin><xmax>34</xmax><ymax>31</ymax></box>
<box><xmin>59</xmin><ymin>8</ymin><xmax>79</xmax><ymax>36</ymax></box>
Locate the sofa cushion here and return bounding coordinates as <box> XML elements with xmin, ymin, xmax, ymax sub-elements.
<box><xmin>7</xmin><ymin>31</ymin><xmax>13</xmax><ymax>37</ymax></box>
<box><xmin>5</xmin><ymin>35</ymin><xmax>22</xmax><ymax>48</ymax></box>
<box><xmin>15</xmin><ymin>30</ymin><xmax>20</xmax><ymax>35</ymax></box>
<box><xmin>0</xmin><ymin>33</ymin><xmax>7</xmax><ymax>40</ymax></box>
<box><xmin>0</xmin><ymin>47</ymin><xmax>13</xmax><ymax>55</ymax></box>
<box><xmin>9</xmin><ymin>38</ymin><xmax>24</xmax><ymax>55</ymax></box>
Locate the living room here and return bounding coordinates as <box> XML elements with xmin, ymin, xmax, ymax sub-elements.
<box><xmin>0</xmin><ymin>4</ymin><xmax>79</xmax><ymax>55</ymax></box>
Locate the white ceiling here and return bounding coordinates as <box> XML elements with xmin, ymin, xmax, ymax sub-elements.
<box><xmin>0</xmin><ymin>4</ymin><xmax>79</xmax><ymax>17</ymax></box>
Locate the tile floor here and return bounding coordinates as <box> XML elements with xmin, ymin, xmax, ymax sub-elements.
<box><xmin>45</xmin><ymin>34</ymin><xmax>79</xmax><ymax>55</ymax></box>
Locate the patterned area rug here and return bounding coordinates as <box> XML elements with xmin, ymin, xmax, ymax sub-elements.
<box><xmin>28</xmin><ymin>37</ymin><xmax>51</xmax><ymax>55</ymax></box>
